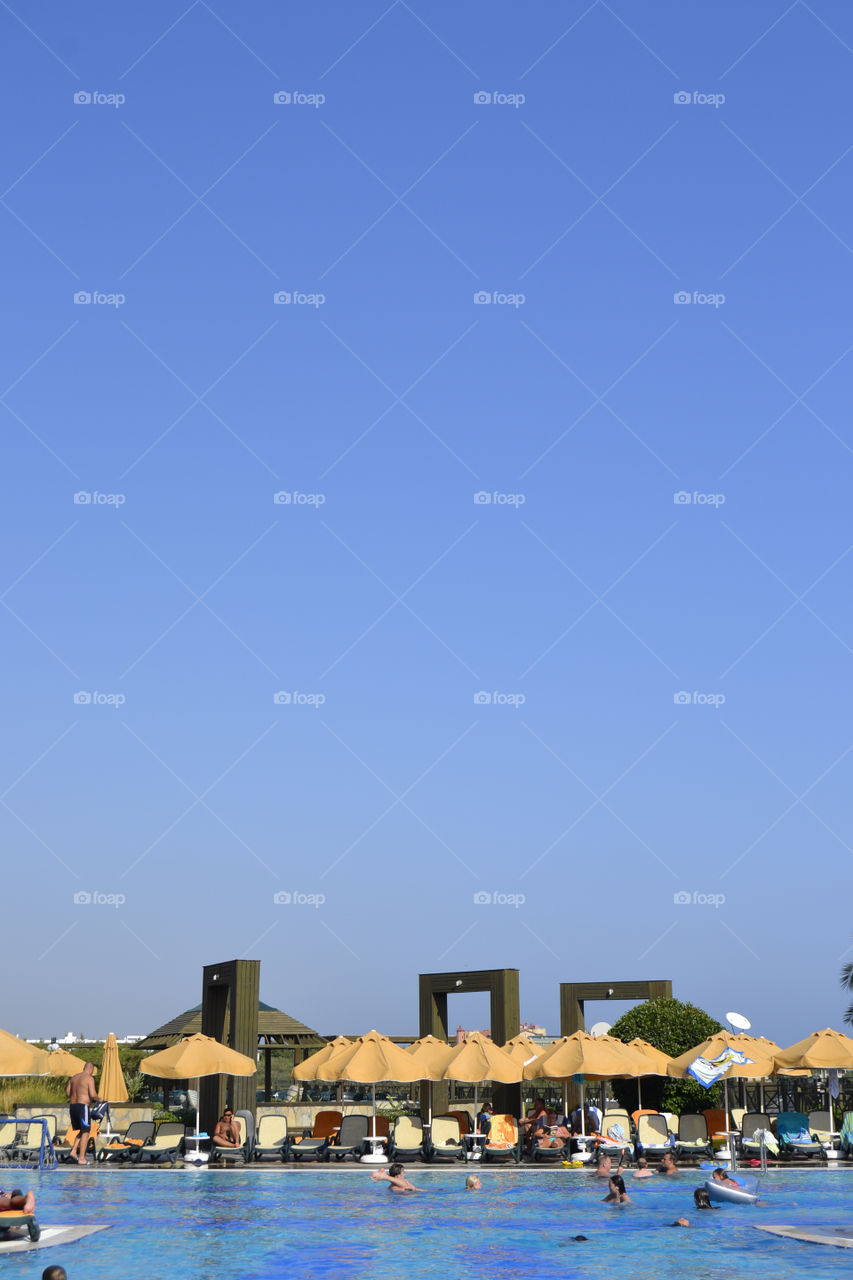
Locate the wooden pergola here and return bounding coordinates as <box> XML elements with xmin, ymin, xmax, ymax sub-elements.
<box><xmin>137</xmin><ymin>999</ymin><xmax>326</xmax><ymax>1102</ymax></box>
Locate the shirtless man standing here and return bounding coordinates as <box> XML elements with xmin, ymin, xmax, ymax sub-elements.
<box><xmin>66</xmin><ymin>1062</ymin><xmax>100</xmax><ymax>1165</ymax></box>
<box><xmin>212</xmin><ymin>1108</ymin><xmax>241</xmax><ymax>1149</ymax></box>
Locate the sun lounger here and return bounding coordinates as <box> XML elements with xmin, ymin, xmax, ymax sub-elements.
<box><xmin>424</xmin><ymin>1114</ymin><xmax>465</xmax><ymax>1161</ymax></box>
<box><xmin>0</xmin><ymin>1210</ymin><xmax>39</xmax><ymax>1241</ymax></box>
<box><xmin>448</xmin><ymin>1110</ymin><xmax>472</xmax><ymax>1135</ymax></box>
<box><xmin>291</xmin><ymin>1110</ymin><xmax>342</xmax><ymax>1162</ymax></box>
<box><xmin>596</xmin><ymin>1110</ymin><xmax>634</xmax><ymax>1163</ymax></box>
<box><xmin>483</xmin><ymin>1114</ymin><xmax>521</xmax><ymax>1163</ymax></box>
<box><xmin>674</xmin><ymin>1113</ymin><xmax>713</xmax><ymax>1161</ymax></box>
<box><xmin>740</xmin><ymin>1112</ymin><xmax>777</xmax><ymax>1159</ymax></box>
<box><xmin>97</xmin><ymin>1121</ymin><xmax>155</xmax><ymax>1163</ymax></box>
<box><xmin>776</xmin><ymin>1111</ymin><xmax>825</xmax><ymax>1160</ymax></box>
<box><xmin>389</xmin><ymin>1115</ymin><xmax>426</xmax><ymax>1161</ymax></box>
<box><xmin>636</xmin><ymin>1113</ymin><xmax>672</xmax><ymax>1157</ymax></box>
<box><xmin>807</xmin><ymin>1111</ymin><xmax>839</xmax><ymax>1151</ymax></box>
<box><xmin>253</xmin><ymin>1115</ymin><xmax>290</xmax><ymax>1162</ymax></box>
<box><xmin>326</xmin><ymin>1114</ymin><xmax>370</xmax><ymax>1161</ymax></box>
<box><xmin>840</xmin><ymin>1111</ymin><xmax>853</xmax><ymax>1156</ymax></box>
<box><xmin>133</xmin><ymin>1121</ymin><xmax>185</xmax><ymax>1165</ymax></box>
<box><xmin>14</xmin><ymin>1116</ymin><xmax>57</xmax><ymax>1164</ymax></box>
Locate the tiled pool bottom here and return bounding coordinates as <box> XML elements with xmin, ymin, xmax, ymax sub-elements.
<box><xmin>3</xmin><ymin>1167</ymin><xmax>852</xmax><ymax>1280</ymax></box>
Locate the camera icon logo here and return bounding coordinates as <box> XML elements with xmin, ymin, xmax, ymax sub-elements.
<box><xmin>673</xmin><ymin>691</ymin><xmax>691</xmax><ymax>705</ymax></box>
<box><xmin>273</xmin><ymin>91</ymin><xmax>291</xmax><ymax>105</ymax></box>
<box><xmin>273</xmin><ymin>491</ymin><xmax>292</xmax><ymax>504</ymax></box>
<box><xmin>273</xmin><ymin>890</ymin><xmax>292</xmax><ymax>904</ymax></box>
<box><xmin>473</xmin><ymin>491</ymin><xmax>491</xmax><ymax>505</ymax></box>
<box><xmin>273</xmin><ymin>291</ymin><xmax>291</xmax><ymax>304</ymax></box>
<box><xmin>74</xmin><ymin>91</ymin><xmax>92</xmax><ymax>105</ymax></box>
<box><xmin>74</xmin><ymin>291</ymin><xmax>92</xmax><ymax>305</ymax></box>
<box><xmin>74</xmin><ymin>691</ymin><xmax>92</xmax><ymax>704</ymax></box>
<box><xmin>473</xmin><ymin>91</ymin><xmax>492</xmax><ymax>105</ymax></box>
<box><xmin>673</xmin><ymin>890</ymin><xmax>692</xmax><ymax>904</ymax></box>
<box><xmin>473</xmin><ymin>290</ymin><xmax>491</xmax><ymax>304</ymax></box>
<box><xmin>473</xmin><ymin>691</ymin><xmax>492</xmax><ymax>705</ymax></box>
<box><xmin>273</xmin><ymin>691</ymin><xmax>292</xmax><ymax>705</ymax></box>
<box><xmin>673</xmin><ymin>91</ymin><xmax>691</xmax><ymax>105</ymax></box>
<box><xmin>673</xmin><ymin>491</ymin><xmax>692</xmax><ymax>505</ymax></box>
<box><xmin>473</xmin><ymin>891</ymin><xmax>492</xmax><ymax>904</ymax></box>
<box><xmin>74</xmin><ymin>890</ymin><xmax>92</xmax><ymax>904</ymax></box>
<box><xmin>673</xmin><ymin>290</ymin><xmax>691</xmax><ymax>304</ymax></box>
<box><xmin>73</xmin><ymin>491</ymin><xmax>92</xmax><ymax>505</ymax></box>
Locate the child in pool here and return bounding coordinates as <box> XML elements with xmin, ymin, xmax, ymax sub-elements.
<box><xmin>370</xmin><ymin>1163</ymin><xmax>426</xmax><ymax>1193</ymax></box>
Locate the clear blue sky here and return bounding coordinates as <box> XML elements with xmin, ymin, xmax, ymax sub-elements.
<box><xmin>3</xmin><ymin>1</ymin><xmax>852</xmax><ymax>1047</ymax></box>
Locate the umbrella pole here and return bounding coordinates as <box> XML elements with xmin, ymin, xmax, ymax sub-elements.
<box><xmin>637</xmin><ymin>1077</ymin><xmax>642</xmax><ymax>1111</ymax></box>
<box><xmin>195</xmin><ymin>1077</ymin><xmax>201</xmax><ymax>1141</ymax></box>
<box><xmin>371</xmin><ymin>1084</ymin><xmax>376</xmax><ymax>1139</ymax></box>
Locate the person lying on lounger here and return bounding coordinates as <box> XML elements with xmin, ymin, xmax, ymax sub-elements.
<box><xmin>0</xmin><ymin>1189</ymin><xmax>35</xmax><ymax>1214</ymax></box>
<box><xmin>370</xmin><ymin>1163</ymin><xmax>426</xmax><ymax>1193</ymax></box>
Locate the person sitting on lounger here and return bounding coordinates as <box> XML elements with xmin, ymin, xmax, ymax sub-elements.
<box><xmin>212</xmin><ymin>1109</ymin><xmax>241</xmax><ymax>1148</ymax></box>
<box><xmin>0</xmin><ymin>1189</ymin><xmax>35</xmax><ymax>1214</ymax></box>
<box><xmin>370</xmin><ymin>1162</ymin><xmax>425</xmax><ymax>1193</ymax></box>
<box><xmin>632</xmin><ymin>1157</ymin><xmax>654</xmax><ymax>1178</ymax></box>
<box><xmin>602</xmin><ymin>1174</ymin><xmax>630</xmax><ymax>1204</ymax></box>
<box><xmin>659</xmin><ymin>1151</ymin><xmax>679</xmax><ymax>1175</ymax></box>
<box><xmin>535</xmin><ymin>1110</ymin><xmax>570</xmax><ymax>1151</ymax></box>
<box><xmin>710</xmin><ymin>1168</ymin><xmax>740</xmax><ymax>1189</ymax></box>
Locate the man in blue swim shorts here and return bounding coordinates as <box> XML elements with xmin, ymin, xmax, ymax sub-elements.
<box><xmin>66</xmin><ymin>1063</ymin><xmax>100</xmax><ymax>1165</ymax></box>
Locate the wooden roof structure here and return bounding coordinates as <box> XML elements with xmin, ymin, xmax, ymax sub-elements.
<box><xmin>136</xmin><ymin>1000</ymin><xmax>325</xmax><ymax>1052</ymax></box>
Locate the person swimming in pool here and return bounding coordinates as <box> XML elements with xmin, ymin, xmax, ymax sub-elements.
<box><xmin>632</xmin><ymin>1157</ymin><xmax>654</xmax><ymax>1178</ymax></box>
<box><xmin>659</xmin><ymin>1151</ymin><xmax>679</xmax><ymax>1175</ymax></box>
<box><xmin>602</xmin><ymin>1174</ymin><xmax>630</xmax><ymax>1204</ymax></box>
<box><xmin>465</xmin><ymin>1175</ymin><xmax>481</xmax><ymax>1190</ymax></box>
<box><xmin>693</xmin><ymin>1188</ymin><xmax>719</xmax><ymax>1210</ymax></box>
<box><xmin>370</xmin><ymin>1163</ymin><xmax>425</xmax><ymax>1193</ymax></box>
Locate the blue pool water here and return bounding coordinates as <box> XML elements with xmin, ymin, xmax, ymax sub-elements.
<box><xmin>3</xmin><ymin>1168</ymin><xmax>851</xmax><ymax>1280</ymax></box>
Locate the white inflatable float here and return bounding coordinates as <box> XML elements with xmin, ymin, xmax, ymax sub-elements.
<box><xmin>705</xmin><ymin>1174</ymin><xmax>759</xmax><ymax>1205</ymax></box>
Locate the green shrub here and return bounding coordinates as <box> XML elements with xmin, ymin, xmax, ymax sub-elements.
<box><xmin>608</xmin><ymin>998</ymin><xmax>724</xmax><ymax>1114</ymax></box>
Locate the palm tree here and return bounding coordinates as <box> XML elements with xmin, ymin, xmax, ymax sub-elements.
<box><xmin>841</xmin><ymin>960</ymin><xmax>853</xmax><ymax>1028</ymax></box>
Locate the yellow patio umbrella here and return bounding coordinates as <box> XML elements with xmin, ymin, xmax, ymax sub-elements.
<box><xmin>525</xmin><ymin>1032</ymin><xmax>649</xmax><ymax>1137</ymax></box>
<box><xmin>406</xmin><ymin>1036</ymin><xmax>453</xmax><ymax>1126</ymax></box>
<box><xmin>502</xmin><ymin>1034</ymin><xmax>544</xmax><ymax>1067</ymax></box>
<box><xmin>774</xmin><ymin>1028</ymin><xmax>853</xmax><ymax>1131</ymax></box>
<box><xmin>627</xmin><ymin>1037</ymin><xmax>674</xmax><ymax>1111</ymax></box>
<box><xmin>440</xmin><ymin>1031</ymin><xmax>523</xmax><ymax>1125</ymax></box>
<box><xmin>141</xmin><ymin>1033</ymin><xmax>257</xmax><ymax>1145</ymax></box>
<box><xmin>774</xmin><ymin>1027</ymin><xmax>853</xmax><ymax>1071</ymax></box>
<box><xmin>301</xmin><ymin>1031</ymin><xmax>423</xmax><ymax>1142</ymax></box>
<box><xmin>291</xmin><ymin>1036</ymin><xmax>352</xmax><ymax>1083</ymax></box>
<box><xmin>99</xmin><ymin>1033</ymin><xmax>128</xmax><ymax>1103</ymax></box>
<box><xmin>0</xmin><ymin>1028</ymin><xmax>51</xmax><ymax>1077</ymax></box>
<box><xmin>668</xmin><ymin>1033</ymin><xmax>780</xmax><ymax>1080</ymax></box>
<box><xmin>43</xmin><ymin>1048</ymin><xmax>89</xmax><ymax>1076</ymax></box>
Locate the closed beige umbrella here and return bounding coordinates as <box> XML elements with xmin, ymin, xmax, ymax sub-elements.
<box><xmin>99</xmin><ymin>1033</ymin><xmax>128</xmax><ymax>1103</ymax></box>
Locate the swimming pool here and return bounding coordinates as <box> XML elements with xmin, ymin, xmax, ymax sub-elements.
<box><xmin>4</xmin><ymin>1168</ymin><xmax>850</xmax><ymax>1280</ymax></box>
